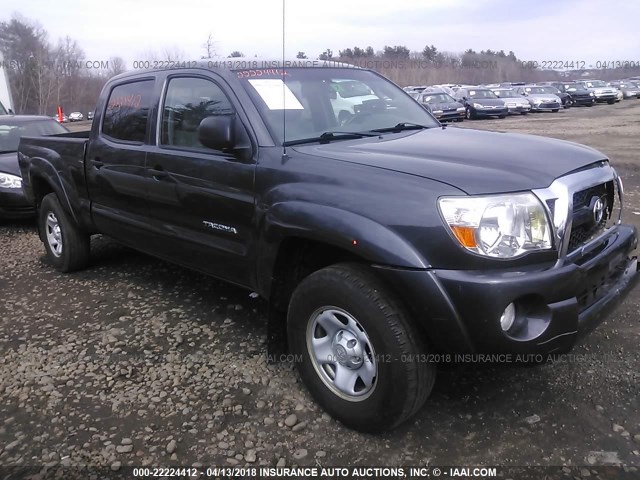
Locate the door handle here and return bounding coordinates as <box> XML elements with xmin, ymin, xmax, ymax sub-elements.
<box><xmin>91</xmin><ymin>158</ymin><xmax>104</xmax><ymax>169</ymax></box>
<box><xmin>149</xmin><ymin>168</ymin><xmax>169</xmax><ymax>180</ymax></box>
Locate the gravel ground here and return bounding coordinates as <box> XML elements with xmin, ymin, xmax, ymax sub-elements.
<box><xmin>1</xmin><ymin>102</ymin><xmax>639</xmax><ymax>474</ymax></box>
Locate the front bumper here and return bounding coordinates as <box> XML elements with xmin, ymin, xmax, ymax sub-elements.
<box><xmin>531</xmin><ymin>102</ymin><xmax>561</xmax><ymax>111</ymax></box>
<box><xmin>374</xmin><ymin>224</ymin><xmax>638</xmax><ymax>355</ymax></box>
<box><xmin>572</xmin><ymin>96</ymin><xmax>596</xmax><ymax>106</ymax></box>
<box><xmin>594</xmin><ymin>93</ymin><xmax>617</xmax><ymax>102</ymax></box>
<box><xmin>505</xmin><ymin>105</ymin><xmax>531</xmax><ymax>114</ymax></box>
<box><xmin>433</xmin><ymin>111</ymin><xmax>466</xmax><ymax>121</ymax></box>
<box><xmin>473</xmin><ymin>107</ymin><xmax>507</xmax><ymax>117</ymax></box>
<box><xmin>0</xmin><ymin>188</ymin><xmax>35</xmax><ymax>219</ymax></box>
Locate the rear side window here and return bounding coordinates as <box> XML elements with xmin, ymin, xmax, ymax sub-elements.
<box><xmin>160</xmin><ymin>77</ymin><xmax>233</xmax><ymax>150</ymax></box>
<box><xmin>102</xmin><ymin>80</ymin><xmax>154</xmax><ymax>143</ymax></box>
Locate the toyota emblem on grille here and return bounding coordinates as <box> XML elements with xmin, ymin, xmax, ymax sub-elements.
<box><xmin>592</xmin><ymin>196</ymin><xmax>606</xmax><ymax>224</ymax></box>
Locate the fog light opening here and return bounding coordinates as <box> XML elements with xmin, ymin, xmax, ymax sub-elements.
<box><xmin>500</xmin><ymin>302</ymin><xmax>517</xmax><ymax>332</ymax></box>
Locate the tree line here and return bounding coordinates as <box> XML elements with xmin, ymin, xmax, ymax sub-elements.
<box><xmin>1</xmin><ymin>15</ymin><xmax>639</xmax><ymax>115</ymax></box>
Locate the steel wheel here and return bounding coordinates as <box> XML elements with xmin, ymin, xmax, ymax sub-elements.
<box><xmin>45</xmin><ymin>212</ymin><xmax>63</xmax><ymax>257</ymax></box>
<box><xmin>306</xmin><ymin>306</ymin><xmax>377</xmax><ymax>401</ymax></box>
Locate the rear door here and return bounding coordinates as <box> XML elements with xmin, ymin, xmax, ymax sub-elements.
<box><xmin>86</xmin><ymin>78</ymin><xmax>155</xmax><ymax>243</ymax></box>
<box><xmin>144</xmin><ymin>74</ymin><xmax>256</xmax><ymax>286</ymax></box>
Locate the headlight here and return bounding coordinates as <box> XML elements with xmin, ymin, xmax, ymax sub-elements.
<box><xmin>456</xmin><ymin>107</ymin><xmax>465</xmax><ymax>112</ymax></box>
<box><xmin>438</xmin><ymin>193</ymin><xmax>552</xmax><ymax>258</ymax></box>
<box><xmin>473</xmin><ymin>103</ymin><xmax>483</xmax><ymax>109</ymax></box>
<box><xmin>589</xmin><ymin>92</ymin><xmax>595</xmax><ymax>96</ymax></box>
<box><xmin>432</xmin><ymin>110</ymin><xmax>443</xmax><ymax>114</ymax></box>
<box><xmin>0</xmin><ymin>172</ymin><xmax>22</xmax><ymax>189</ymax></box>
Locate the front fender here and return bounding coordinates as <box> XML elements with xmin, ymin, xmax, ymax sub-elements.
<box><xmin>257</xmin><ymin>200</ymin><xmax>429</xmax><ymax>296</ymax></box>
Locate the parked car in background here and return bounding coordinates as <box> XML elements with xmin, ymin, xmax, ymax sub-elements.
<box><xmin>490</xmin><ymin>88</ymin><xmax>531</xmax><ymax>115</ymax></box>
<box><xmin>69</xmin><ymin>112</ymin><xmax>84</xmax><ymax>122</ymax></box>
<box><xmin>514</xmin><ymin>85</ymin><xmax>562</xmax><ymax>112</ymax></box>
<box><xmin>608</xmin><ymin>81</ymin><xmax>640</xmax><ymax>99</ymax></box>
<box><xmin>0</xmin><ymin>115</ymin><xmax>69</xmax><ymax>219</ymax></box>
<box><xmin>87</xmin><ymin>110</ymin><xmax>95</xmax><ymax>121</ymax></box>
<box><xmin>537</xmin><ymin>83</ymin><xmax>572</xmax><ymax>108</ymax></box>
<box><xmin>417</xmin><ymin>91</ymin><xmax>465</xmax><ymax>122</ymax></box>
<box><xmin>453</xmin><ymin>88</ymin><xmax>508</xmax><ymax>119</ymax></box>
<box><xmin>550</xmin><ymin>83</ymin><xmax>595</xmax><ymax>107</ymax></box>
<box><xmin>330</xmin><ymin>79</ymin><xmax>380</xmax><ymax>124</ymax></box>
<box><xmin>576</xmin><ymin>80</ymin><xmax>619</xmax><ymax>104</ymax></box>
<box><xmin>52</xmin><ymin>114</ymin><xmax>69</xmax><ymax>123</ymax></box>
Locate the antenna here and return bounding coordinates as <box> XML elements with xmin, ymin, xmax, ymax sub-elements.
<box><xmin>282</xmin><ymin>0</ymin><xmax>288</xmax><ymax>158</ymax></box>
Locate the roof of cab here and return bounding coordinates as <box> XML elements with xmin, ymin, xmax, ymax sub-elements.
<box><xmin>108</xmin><ymin>57</ymin><xmax>362</xmax><ymax>83</ymax></box>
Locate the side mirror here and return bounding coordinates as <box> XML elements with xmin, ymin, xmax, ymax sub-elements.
<box><xmin>198</xmin><ymin>115</ymin><xmax>234</xmax><ymax>151</ymax></box>
<box><xmin>461</xmin><ymin>96</ymin><xmax>467</xmax><ymax>101</ymax></box>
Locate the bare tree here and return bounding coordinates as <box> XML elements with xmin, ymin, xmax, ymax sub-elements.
<box><xmin>202</xmin><ymin>33</ymin><xmax>216</xmax><ymax>59</ymax></box>
<box><xmin>107</xmin><ymin>56</ymin><xmax>126</xmax><ymax>77</ymax></box>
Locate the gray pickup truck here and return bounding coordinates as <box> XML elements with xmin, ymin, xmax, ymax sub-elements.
<box><xmin>18</xmin><ymin>60</ymin><xmax>639</xmax><ymax>432</ymax></box>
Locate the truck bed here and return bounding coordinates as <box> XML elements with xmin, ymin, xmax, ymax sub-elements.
<box><xmin>18</xmin><ymin>132</ymin><xmax>91</xmax><ymax>228</ymax></box>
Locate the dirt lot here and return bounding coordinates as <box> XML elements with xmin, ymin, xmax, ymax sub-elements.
<box><xmin>1</xmin><ymin>102</ymin><xmax>639</xmax><ymax>474</ymax></box>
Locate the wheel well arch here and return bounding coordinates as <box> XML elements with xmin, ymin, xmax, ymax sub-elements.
<box><xmin>269</xmin><ymin>236</ymin><xmax>364</xmax><ymax>312</ymax></box>
<box><xmin>266</xmin><ymin>236</ymin><xmax>435</xmax><ymax>353</ymax></box>
<box><xmin>31</xmin><ymin>175</ymin><xmax>55</xmax><ymax>207</ymax></box>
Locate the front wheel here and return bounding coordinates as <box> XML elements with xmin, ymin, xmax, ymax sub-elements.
<box><xmin>465</xmin><ymin>107</ymin><xmax>476</xmax><ymax>120</ymax></box>
<box><xmin>287</xmin><ymin>263</ymin><xmax>436</xmax><ymax>432</ymax></box>
<box><xmin>38</xmin><ymin>193</ymin><xmax>90</xmax><ymax>272</ymax></box>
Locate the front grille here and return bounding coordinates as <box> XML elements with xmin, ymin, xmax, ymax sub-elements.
<box><xmin>567</xmin><ymin>181</ymin><xmax>616</xmax><ymax>253</ymax></box>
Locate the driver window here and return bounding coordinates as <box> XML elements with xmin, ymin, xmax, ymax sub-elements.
<box><xmin>161</xmin><ymin>77</ymin><xmax>233</xmax><ymax>149</ymax></box>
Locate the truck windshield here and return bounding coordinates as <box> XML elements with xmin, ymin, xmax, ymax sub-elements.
<box><xmin>236</xmin><ymin>67</ymin><xmax>439</xmax><ymax>145</ymax></box>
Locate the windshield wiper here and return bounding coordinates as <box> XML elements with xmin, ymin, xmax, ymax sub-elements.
<box><xmin>282</xmin><ymin>130</ymin><xmax>380</xmax><ymax>147</ymax></box>
<box><xmin>370</xmin><ymin>122</ymin><xmax>432</xmax><ymax>133</ymax></box>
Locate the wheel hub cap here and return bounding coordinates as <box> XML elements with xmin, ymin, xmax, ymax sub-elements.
<box><xmin>306</xmin><ymin>307</ymin><xmax>377</xmax><ymax>401</ymax></box>
<box><xmin>45</xmin><ymin>212</ymin><xmax>63</xmax><ymax>257</ymax></box>
<box><xmin>332</xmin><ymin>330</ymin><xmax>364</xmax><ymax>369</ymax></box>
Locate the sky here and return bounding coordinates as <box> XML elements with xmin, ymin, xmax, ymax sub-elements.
<box><xmin>5</xmin><ymin>0</ymin><xmax>640</xmax><ymax>68</ymax></box>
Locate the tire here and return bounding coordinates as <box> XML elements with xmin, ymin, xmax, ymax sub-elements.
<box><xmin>498</xmin><ymin>114</ymin><xmax>506</xmax><ymax>119</ymax></box>
<box><xmin>287</xmin><ymin>263</ymin><xmax>436</xmax><ymax>432</ymax></box>
<box><xmin>587</xmin><ymin>102</ymin><xmax>594</xmax><ymax>107</ymax></box>
<box><xmin>465</xmin><ymin>107</ymin><xmax>475</xmax><ymax>120</ymax></box>
<box><xmin>455</xmin><ymin>118</ymin><xmax>464</xmax><ymax>122</ymax></box>
<box><xmin>607</xmin><ymin>99</ymin><xmax>615</xmax><ymax>104</ymax></box>
<box><xmin>520</xmin><ymin>111</ymin><xmax>528</xmax><ymax>115</ymax></box>
<box><xmin>552</xmin><ymin>109</ymin><xmax>559</xmax><ymax>113</ymax></box>
<box><xmin>564</xmin><ymin>99</ymin><xmax>572</xmax><ymax>108</ymax></box>
<box><xmin>38</xmin><ymin>193</ymin><xmax>90</xmax><ymax>272</ymax></box>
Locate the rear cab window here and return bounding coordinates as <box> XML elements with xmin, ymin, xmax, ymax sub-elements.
<box><xmin>101</xmin><ymin>80</ymin><xmax>155</xmax><ymax>143</ymax></box>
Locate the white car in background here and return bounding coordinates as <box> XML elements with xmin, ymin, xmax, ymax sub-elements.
<box><xmin>491</xmin><ymin>88</ymin><xmax>532</xmax><ymax>114</ymax></box>
<box><xmin>330</xmin><ymin>79</ymin><xmax>380</xmax><ymax>124</ymax></box>
<box><xmin>68</xmin><ymin>112</ymin><xmax>84</xmax><ymax>122</ymax></box>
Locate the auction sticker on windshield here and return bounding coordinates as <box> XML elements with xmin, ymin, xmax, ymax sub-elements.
<box><xmin>247</xmin><ymin>79</ymin><xmax>304</xmax><ymax>110</ymax></box>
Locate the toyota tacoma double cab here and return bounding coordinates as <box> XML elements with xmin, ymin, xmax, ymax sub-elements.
<box><xmin>18</xmin><ymin>60</ymin><xmax>639</xmax><ymax>432</ymax></box>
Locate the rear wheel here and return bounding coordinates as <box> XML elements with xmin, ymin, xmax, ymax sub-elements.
<box><xmin>287</xmin><ymin>263</ymin><xmax>436</xmax><ymax>432</ymax></box>
<box><xmin>465</xmin><ymin>107</ymin><xmax>476</xmax><ymax>120</ymax></box>
<box><xmin>38</xmin><ymin>193</ymin><xmax>90</xmax><ymax>272</ymax></box>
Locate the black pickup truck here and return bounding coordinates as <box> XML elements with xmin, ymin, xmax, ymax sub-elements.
<box><xmin>18</xmin><ymin>60</ymin><xmax>639</xmax><ymax>432</ymax></box>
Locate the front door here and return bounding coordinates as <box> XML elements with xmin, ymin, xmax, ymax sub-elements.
<box><xmin>144</xmin><ymin>75</ymin><xmax>256</xmax><ymax>286</ymax></box>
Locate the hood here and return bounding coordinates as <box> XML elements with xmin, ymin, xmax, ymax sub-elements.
<box><xmin>469</xmin><ymin>98</ymin><xmax>504</xmax><ymax>107</ymax></box>
<box><xmin>527</xmin><ymin>94</ymin><xmax>560</xmax><ymax>102</ymax></box>
<box><xmin>0</xmin><ymin>151</ymin><xmax>20</xmax><ymax>176</ymax></box>
<box><xmin>499</xmin><ymin>96</ymin><xmax>529</xmax><ymax>104</ymax></box>
<box><xmin>427</xmin><ymin>101</ymin><xmax>463</xmax><ymax>110</ymax></box>
<box><xmin>293</xmin><ymin>128</ymin><xmax>606</xmax><ymax>195</ymax></box>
